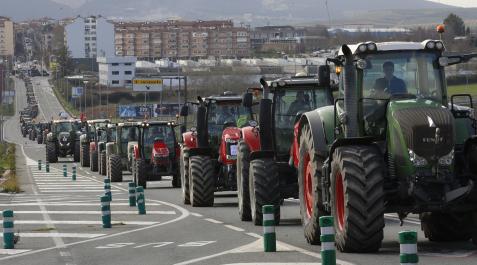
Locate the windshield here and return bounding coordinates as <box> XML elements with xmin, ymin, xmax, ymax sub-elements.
<box><xmin>144</xmin><ymin>125</ymin><xmax>175</xmax><ymax>150</ymax></box>
<box><xmin>208</xmin><ymin>102</ymin><xmax>250</xmax><ymax>128</ymax></box>
<box><xmin>361</xmin><ymin>51</ymin><xmax>443</xmax><ymax>101</ymax></box>
<box><xmin>56</xmin><ymin>122</ymin><xmax>73</xmax><ymax>133</ymax></box>
<box><xmin>274</xmin><ymin>87</ymin><xmax>332</xmax><ymax>155</ymax></box>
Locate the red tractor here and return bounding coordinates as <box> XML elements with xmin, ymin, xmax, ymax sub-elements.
<box><xmin>131</xmin><ymin>121</ymin><xmax>181</xmax><ymax>189</ymax></box>
<box><xmin>236</xmin><ymin>68</ymin><xmax>333</xmax><ymax>225</ymax></box>
<box><xmin>180</xmin><ymin>92</ymin><xmax>255</xmax><ymax>207</ymax></box>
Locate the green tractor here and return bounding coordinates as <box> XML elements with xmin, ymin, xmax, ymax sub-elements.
<box><xmin>45</xmin><ymin>119</ymin><xmax>82</xmax><ymax>163</ymax></box>
<box><xmin>105</xmin><ymin>121</ymin><xmax>142</xmax><ymax>182</ymax></box>
<box><xmin>296</xmin><ymin>40</ymin><xmax>477</xmax><ymax>252</ymax></box>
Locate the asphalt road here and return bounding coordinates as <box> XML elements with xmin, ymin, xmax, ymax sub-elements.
<box><xmin>1</xmin><ymin>76</ymin><xmax>476</xmax><ymax>265</ymax></box>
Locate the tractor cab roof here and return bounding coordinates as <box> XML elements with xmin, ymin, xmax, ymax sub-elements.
<box><xmin>87</xmin><ymin>119</ymin><xmax>110</xmax><ymax>124</ymax></box>
<box><xmin>204</xmin><ymin>91</ymin><xmax>242</xmax><ymax>104</ymax></box>
<box><xmin>141</xmin><ymin>120</ymin><xmax>177</xmax><ymax>127</ymax></box>
<box><xmin>337</xmin><ymin>40</ymin><xmax>445</xmax><ymax>56</ymax></box>
<box><xmin>117</xmin><ymin>121</ymin><xmax>142</xmax><ymax>127</ymax></box>
<box><xmin>267</xmin><ymin>76</ymin><xmax>323</xmax><ymax>91</ymax></box>
<box><xmin>52</xmin><ymin>119</ymin><xmax>80</xmax><ymax>124</ymax></box>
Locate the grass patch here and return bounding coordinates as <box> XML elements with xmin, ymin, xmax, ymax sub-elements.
<box><xmin>447</xmin><ymin>83</ymin><xmax>477</xmax><ymax>97</ymax></box>
<box><xmin>0</xmin><ymin>143</ymin><xmax>20</xmax><ymax>193</ymax></box>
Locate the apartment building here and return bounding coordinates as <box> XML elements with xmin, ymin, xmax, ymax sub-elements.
<box><xmin>65</xmin><ymin>16</ymin><xmax>115</xmax><ymax>59</ymax></box>
<box><xmin>0</xmin><ymin>17</ymin><xmax>14</xmax><ymax>57</ymax></box>
<box><xmin>114</xmin><ymin>20</ymin><xmax>250</xmax><ymax>60</ymax></box>
<box><xmin>97</xmin><ymin>56</ymin><xmax>136</xmax><ymax>88</ymax></box>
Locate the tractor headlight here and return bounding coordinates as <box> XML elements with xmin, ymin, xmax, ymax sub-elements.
<box><xmin>435</xmin><ymin>41</ymin><xmax>444</xmax><ymax>50</ymax></box>
<box><xmin>367</xmin><ymin>43</ymin><xmax>377</xmax><ymax>51</ymax></box>
<box><xmin>426</xmin><ymin>41</ymin><xmax>436</xmax><ymax>49</ymax></box>
<box><xmin>438</xmin><ymin>149</ymin><xmax>454</xmax><ymax>166</ymax></box>
<box><xmin>358</xmin><ymin>44</ymin><xmax>367</xmax><ymax>53</ymax></box>
<box><xmin>408</xmin><ymin>149</ymin><xmax>428</xmax><ymax>167</ymax></box>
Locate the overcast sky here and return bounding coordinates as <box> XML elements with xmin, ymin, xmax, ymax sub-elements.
<box><xmin>52</xmin><ymin>0</ymin><xmax>477</xmax><ymax>8</ymax></box>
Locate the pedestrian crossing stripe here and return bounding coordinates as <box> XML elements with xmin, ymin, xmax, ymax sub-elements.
<box><xmin>5</xmin><ymin>220</ymin><xmax>159</xmax><ymax>225</ymax></box>
<box><xmin>0</xmin><ymin>202</ymin><xmax>161</xmax><ymax>206</ymax></box>
<box><xmin>0</xmin><ymin>233</ymin><xmax>105</xmax><ymax>238</ymax></box>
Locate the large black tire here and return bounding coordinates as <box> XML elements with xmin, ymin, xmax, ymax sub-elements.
<box><xmin>172</xmin><ymin>168</ymin><xmax>181</xmax><ymax>188</ymax></box>
<box><xmin>331</xmin><ymin>145</ymin><xmax>385</xmax><ymax>253</ymax></box>
<box><xmin>46</xmin><ymin>141</ymin><xmax>58</xmax><ymax>163</ymax></box>
<box><xmin>135</xmin><ymin>159</ymin><xmax>147</xmax><ymax>189</ymax></box>
<box><xmin>420</xmin><ymin>212</ymin><xmax>473</xmax><ymax>242</ymax></box>
<box><xmin>99</xmin><ymin>151</ymin><xmax>107</xmax><ymax>175</ymax></box>
<box><xmin>180</xmin><ymin>148</ymin><xmax>191</xmax><ymax>204</ymax></box>
<box><xmin>298</xmin><ymin>124</ymin><xmax>328</xmax><ymax>244</ymax></box>
<box><xmin>80</xmin><ymin>143</ymin><xmax>90</xmax><ymax>167</ymax></box>
<box><xmin>90</xmin><ymin>150</ymin><xmax>98</xmax><ymax>172</ymax></box>
<box><xmin>110</xmin><ymin>155</ymin><xmax>123</xmax><ymax>182</ymax></box>
<box><xmin>237</xmin><ymin>140</ymin><xmax>251</xmax><ymax>221</ymax></box>
<box><xmin>37</xmin><ymin>133</ymin><xmax>43</xmax><ymax>144</ymax></box>
<box><xmin>73</xmin><ymin>141</ymin><xmax>80</xmax><ymax>162</ymax></box>
<box><xmin>249</xmin><ymin>158</ymin><xmax>281</xmax><ymax>226</ymax></box>
<box><xmin>189</xmin><ymin>155</ymin><xmax>215</xmax><ymax>207</ymax></box>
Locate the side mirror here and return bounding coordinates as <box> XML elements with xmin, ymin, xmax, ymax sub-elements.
<box><xmin>318</xmin><ymin>65</ymin><xmax>330</xmax><ymax>87</ymax></box>
<box><xmin>180</xmin><ymin>105</ymin><xmax>189</xmax><ymax>117</ymax></box>
<box><xmin>242</xmin><ymin>92</ymin><xmax>253</xmax><ymax>108</ymax></box>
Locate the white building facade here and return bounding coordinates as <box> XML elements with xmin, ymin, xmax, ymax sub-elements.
<box><xmin>65</xmin><ymin>16</ymin><xmax>115</xmax><ymax>59</ymax></box>
<box><xmin>97</xmin><ymin>56</ymin><xmax>137</xmax><ymax>88</ymax></box>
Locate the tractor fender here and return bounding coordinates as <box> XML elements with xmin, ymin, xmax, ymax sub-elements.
<box><xmin>133</xmin><ymin>144</ymin><xmax>140</xmax><ymax>160</ymax></box>
<box><xmin>241</xmin><ymin>126</ymin><xmax>261</xmax><ymax>152</ymax></box>
<box><xmin>127</xmin><ymin>141</ymin><xmax>138</xmax><ymax>162</ymax></box>
<box><xmin>297</xmin><ymin>112</ymin><xmax>329</xmax><ymax>160</ymax></box>
<box><xmin>105</xmin><ymin>142</ymin><xmax>116</xmax><ymax>157</ymax></box>
<box><xmin>220</xmin><ymin>126</ymin><xmax>242</xmax><ymax>164</ymax></box>
<box><xmin>46</xmin><ymin>132</ymin><xmax>54</xmax><ymax>141</ymax></box>
<box><xmin>182</xmin><ymin>131</ymin><xmax>198</xmax><ymax>149</ymax></box>
<box><xmin>97</xmin><ymin>142</ymin><xmax>105</xmax><ymax>153</ymax></box>
<box><xmin>89</xmin><ymin>141</ymin><xmax>97</xmax><ymax>152</ymax></box>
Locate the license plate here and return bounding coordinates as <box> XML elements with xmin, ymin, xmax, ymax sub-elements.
<box><xmin>229</xmin><ymin>144</ymin><xmax>238</xmax><ymax>156</ymax></box>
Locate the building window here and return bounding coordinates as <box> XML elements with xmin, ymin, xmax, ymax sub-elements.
<box><xmin>125</xmin><ymin>80</ymin><xmax>132</xmax><ymax>84</ymax></box>
<box><xmin>124</xmin><ymin>63</ymin><xmax>132</xmax><ymax>66</ymax></box>
<box><xmin>112</xmin><ymin>71</ymin><xmax>119</xmax><ymax>75</ymax></box>
<box><xmin>124</xmin><ymin>71</ymin><xmax>132</xmax><ymax>75</ymax></box>
<box><xmin>112</xmin><ymin>80</ymin><xmax>119</xmax><ymax>84</ymax></box>
<box><xmin>112</xmin><ymin>63</ymin><xmax>119</xmax><ymax>66</ymax></box>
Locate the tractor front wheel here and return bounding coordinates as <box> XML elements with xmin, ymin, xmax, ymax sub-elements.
<box><xmin>136</xmin><ymin>159</ymin><xmax>147</xmax><ymax>189</ymax></box>
<box><xmin>80</xmin><ymin>143</ymin><xmax>89</xmax><ymax>167</ymax></box>
<box><xmin>99</xmin><ymin>151</ymin><xmax>107</xmax><ymax>175</ymax></box>
<box><xmin>249</xmin><ymin>158</ymin><xmax>281</xmax><ymax>226</ymax></box>
<box><xmin>109</xmin><ymin>155</ymin><xmax>123</xmax><ymax>182</ymax></box>
<box><xmin>189</xmin><ymin>155</ymin><xmax>215</xmax><ymax>207</ymax></box>
<box><xmin>331</xmin><ymin>145</ymin><xmax>385</xmax><ymax>252</ymax></box>
<box><xmin>90</xmin><ymin>150</ymin><xmax>98</xmax><ymax>172</ymax></box>
<box><xmin>237</xmin><ymin>141</ymin><xmax>251</xmax><ymax>221</ymax></box>
<box><xmin>46</xmin><ymin>141</ymin><xmax>58</xmax><ymax>163</ymax></box>
<box><xmin>180</xmin><ymin>148</ymin><xmax>191</xmax><ymax>204</ymax></box>
<box><xmin>420</xmin><ymin>212</ymin><xmax>473</xmax><ymax>242</ymax></box>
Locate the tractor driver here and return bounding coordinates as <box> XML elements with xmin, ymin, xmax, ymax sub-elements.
<box><xmin>287</xmin><ymin>91</ymin><xmax>311</xmax><ymax>116</ymax></box>
<box><xmin>374</xmin><ymin>61</ymin><xmax>407</xmax><ymax>95</ymax></box>
<box><xmin>216</xmin><ymin>106</ymin><xmax>236</xmax><ymax>125</ymax></box>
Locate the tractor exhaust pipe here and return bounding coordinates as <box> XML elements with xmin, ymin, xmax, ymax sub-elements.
<box><xmin>342</xmin><ymin>45</ymin><xmax>359</xmax><ymax>138</ymax></box>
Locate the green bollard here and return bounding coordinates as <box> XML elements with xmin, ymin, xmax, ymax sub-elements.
<box><xmin>128</xmin><ymin>182</ymin><xmax>136</xmax><ymax>207</ymax></box>
<box><xmin>136</xmin><ymin>186</ymin><xmax>146</xmax><ymax>215</ymax></box>
<box><xmin>104</xmin><ymin>178</ymin><xmax>112</xmax><ymax>201</ymax></box>
<box><xmin>63</xmin><ymin>164</ymin><xmax>67</xmax><ymax>177</ymax></box>
<box><xmin>45</xmin><ymin>161</ymin><xmax>50</xmax><ymax>173</ymax></box>
<box><xmin>319</xmin><ymin>216</ymin><xmax>336</xmax><ymax>265</ymax></box>
<box><xmin>100</xmin><ymin>195</ymin><xmax>111</xmax><ymax>228</ymax></box>
<box><xmin>399</xmin><ymin>231</ymin><xmax>418</xmax><ymax>265</ymax></box>
<box><xmin>262</xmin><ymin>205</ymin><xmax>276</xmax><ymax>252</ymax></box>
<box><xmin>72</xmin><ymin>166</ymin><xmax>76</xmax><ymax>181</ymax></box>
<box><xmin>38</xmin><ymin>160</ymin><xmax>42</xmax><ymax>170</ymax></box>
<box><xmin>3</xmin><ymin>210</ymin><xmax>14</xmax><ymax>249</ymax></box>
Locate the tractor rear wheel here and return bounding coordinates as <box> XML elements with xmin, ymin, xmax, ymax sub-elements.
<box><xmin>109</xmin><ymin>155</ymin><xmax>123</xmax><ymax>182</ymax></box>
<box><xmin>135</xmin><ymin>159</ymin><xmax>147</xmax><ymax>189</ymax></box>
<box><xmin>90</xmin><ymin>150</ymin><xmax>98</xmax><ymax>172</ymax></box>
<box><xmin>189</xmin><ymin>155</ymin><xmax>215</xmax><ymax>207</ymax></box>
<box><xmin>298</xmin><ymin>124</ymin><xmax>328</xmax><ymax>244</ymax></box>
<box><xmin>73</xmin><ymin>141</ymin><xmax>80</xmax><ymax>162</ymax></box>
<box><xmin>99</xmin><ymin>151</ymin><xmax>107</xmax><ymax>175</ymax></box>
<box><xmin>331</xmin><ymin>145</ymin><xmax>385</xmax><ymax>252</ymax></box>
<box><xmin>180</xmin><ymin>148</ymin><xmax>191</xmax><ymax>204</ymax></box>
<box><xmin>80</xmin><ymin>144</ymin><xmax>89</xmax><ymax>167</ymax></box>
<box><xmin>249</xmin><ymin>158</ymin><xmax>281</xmax><ymax>226</ymax></box>
<box><xmin>420</xmin><ymin>212</ymin><xmax>473</xmax><ymax>242</ymax></box>
<box><xmin>46</xmin><ymin>141</ymin><xmax>58</xmax><ymax>163</ymax></box>
<box><xmin>237</xmin><ymin>140</ymin><xmax>251</xmax><ymax>221</ymax></box>
<box><xmin>172</xmin><ymin>165</ymin><xmax>181</xmax><ymax>188</ymax></box>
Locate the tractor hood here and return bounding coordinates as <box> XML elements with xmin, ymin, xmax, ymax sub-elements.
<box><xmin>388</xmin><ymin>99</ymin><xmax>454</xmax><ymax>161</ymax></box>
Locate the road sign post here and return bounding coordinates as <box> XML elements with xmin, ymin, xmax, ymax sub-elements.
<box><xmin>319</xmin><ymin>216</ymin><xmax>336</xmax><ymax>265</ymax></box>
<box><xmin>128</xmin><ymin>182</ymin><xmax>136</xmax><ymax>207</ymax></box>
<box><xmin>38</xmin><ymin>160</ymin><xmax>42</xmax><ymax>170</ymax></box>
<box><xmin>2</xmin><ymin>210</ymin><xmax>14</xmax><ymax>249</ymax></box>
<box><xmin>104</xmin><ymin>178</ymin><xmax>112</xmax><ymax>201</ymax></box>
<box><xmin>63</xmin><ymin>164</ymin><xmax>67</xmax><ymax>177</ymax></box>
<box><xmin>72</xmin><ymin>166</ymin><xmax>76</xmax><ymax>181</ymax></box>
<box><xmin>262</xmin><ymin>205</ymin><xmax>276</xmax><ymax>252</ymax></box>
<box><xmin>45</xmin><ymin>161</ymin><xmax>49</xmax><ymax>173</ymax></box>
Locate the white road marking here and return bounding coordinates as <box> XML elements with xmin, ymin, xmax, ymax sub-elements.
<box><xmin>245</xmin><ymin>232</ymin><xmax>261</xmax><ymax>239</ymax></box>
<box><xmin>9</xmin><ymin>220</ymin><xmax>159</xmax><ymax>225</ymax></box>
<box><xmin>59</xmin><ymin>251</ymin><xmax>71</xmax><ymax>257</ymax></box>
<box><xmin>222</xmin><ymin>263</ymin><xmax>321</xmax><ymax>265</ymax></box>
<box><xmin>190</xmin><ymin>212</ymin><xmax>203</xmax><ymax>217</ymax></box>
<box><xmin>178</xmin><ymin>241</ymin><xmax>216</xmax><ymax>247</ymax></box>
<box><xmin>38</xmin><ymin>190</ymin><xmax>121</xmax><ymax>193</ymax></box>
<box><xmin>0</xmin><ymin>249</ymin><xmax>32</xmax><ymax>255</ymax></box>
<box><xmin>37</xmin><ymin>186</ymin><xmax>103</xmax><ymax>189</ymax></box>
<box><xmin>204</xmin><ymin>218</ymin><xmax>223</xmax><ymax>224</ymax></box>
<box><xmin>0</xmin><ymin>233</ymin><xmax>105</xmax><ymax>238</ymax></box>
<box><xmin>224</xmin><ymin>225</ymin><xmax>245</xmax><ymax>232</ymax></box>
<box><xmin>13</xmin><ymin>210</ymin><xmax>176</xmax><ymax>215</ymax></box>
<box><xmin>96</xmin><ymin>243</ymin><xmax>136</xmax><ymax>249</ymax></box>
<box><xmin>0</xmin><ymin>202</ymin><xmax>161</xmax><ymax>206</ymax></box>
<box><xmin>133</xmin><ymin>242</ymin><xmax>174</xmax><ymax>249</ymax></box>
